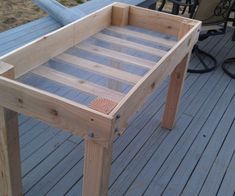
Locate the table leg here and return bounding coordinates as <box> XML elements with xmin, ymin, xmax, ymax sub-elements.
<box><xmin>83</xmin><ymin>139</ymin><xmax>113</xmax><ymax>196</ymax></box>
<box><xmin>162</xmin><ymin>54</ymin><xmax>189</xmax><ymax>129</ymax></box>
<box><xmin>0</xmin><ymin>107</ymin><xmax>22</xmax><ymax>196</ymax></box>
<box><xmin>0</xmin><ymin>63</ymin><xmax>22</xmax><ymax>196</ymax></box>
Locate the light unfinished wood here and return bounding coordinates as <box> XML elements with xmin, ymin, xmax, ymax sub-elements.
<box><xmin>162</xmin><ymin>22</ymin><xmax>193</xmax><ymax>129</ymax></box>
<box><xmin>56</xmin><ymin>53</ymin><xmax>141</xmax><ymax>85</ymax></box>
<box><xmin>108</xmin><ymin>26</ymin><xmax>176</xmax><ymax>47</ymax></box>
<box><xmin>0</xmin><ymin>4</ymin><xmax>202</xmax><ymax>196</ymax></box>
<box><xmin>1</xmin><ymin>24</ymin><xmax>74</xmax><ymax>78</ymax></box>
<box><xmin>77</xmin><ymin>43</ymin><xmax>155</xmax><ymax>69</ymax></box>
<box><xmin>110</xmin><ymin>20</ymin><xmax>201</xmax><ymax>134</ymax></box>
<box><xmin>0</xmin><ymin>68</ymin><xmax>22</xmax><ymax>196</ymax></box>
<box><xmin>111</xmin><ymin>3</ymin><xmax>129</xmax><ymax>26</ymax></box>
<box><xmin>0</xmin><ymin>76</ymin><xmax>113</xmax><ymax>142</ymax></box>
<box><xmin>90</xmin><ymin>98</ymin><xmax>118</xmax><ymax>114</ymax></box>
<box><xmin>32</xmin><ymin>66</ymin><xmax>125</xmax><ymax>103</ymax></box>
<box><xmin>83</xmin><ymin>140</ymin><xmax>113</xmax><ymax>196</ymax></box>
<box><xmin>94</xmin><ymin>33</ymin><xmax>167</xmax><ymax>57</ymax></box>
<box><xmin>73</xmin><ymin>5</ymin><xmax>112</xmax><ymax>45</ymax></box>
<box><xmin>0</xmin><ymin>61</ymin><xmax>14</xmax><ymax>79</ymax></box>
<box><xmin>129</xmin><ymin>6</ymin><xmax>197</xmax><ymax>36</ymax></box>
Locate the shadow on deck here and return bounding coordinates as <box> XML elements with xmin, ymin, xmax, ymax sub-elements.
<box><xmin>19</xmin><ymin>28</ymin><xmax>235</xmax><ymax>196</ymax></box>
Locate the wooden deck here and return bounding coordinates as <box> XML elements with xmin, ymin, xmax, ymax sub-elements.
<box><xmin>17</xmin><ymin>28</ymin><xmax>235</xmax><ymax>196</ymax></box>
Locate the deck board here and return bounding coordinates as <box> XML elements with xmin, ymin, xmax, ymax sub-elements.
<box><xmin>12</xmin><ymin>28</ymin><xmax>235</xmax><ymax>196</ymax></box>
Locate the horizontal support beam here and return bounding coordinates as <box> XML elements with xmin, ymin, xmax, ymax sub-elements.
<box><xmin>0</xmin><ymin>77</ymin><xmax>113</xmax><ymax>141</ymax></box>
<box><xmin>56</xmin><ymin>53</ymin><xmax>141</xmax><ymax>85</ymax></box>
<box><xmin>32</xmin><ymin>66</ymin><xmax>125</xmax><ymax>103</ymax></box>
<box><xmin>77</xmin><ymin>43</ymin><xmax>155</xmax><ymax>69</ymax></box>
<box><xmin>94</xmin><ymin>33</ymin><xmax>167</xmax><ymax>57</ymax></box>
<box><xmin>108</xmin><ymin>26</ymin><xmax>176</xmax><ymax>47</ymax></box>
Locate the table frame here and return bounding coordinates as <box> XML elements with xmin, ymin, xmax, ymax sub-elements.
<box><xmin>0</xmin><ymin>3</ymin><xmax>201</xmax><ymax>196</ymax></box>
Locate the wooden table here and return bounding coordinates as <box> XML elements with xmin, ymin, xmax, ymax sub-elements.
<box><xmin>0</xmin><ymin>3</ymin><xmax>201</xmax><ymax>196</ymax></box>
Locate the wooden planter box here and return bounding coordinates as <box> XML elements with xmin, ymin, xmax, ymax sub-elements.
<box><xmin>0</xmin><ymin>3</ymin><xmax>201</xmax><ymax>196</ymax></box>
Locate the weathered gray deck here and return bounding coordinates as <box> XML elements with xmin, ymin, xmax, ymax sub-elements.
<box><xmin>17</xmin><ymin>28</ymin><xmax>235</xmax><ymax>196</ymax></box>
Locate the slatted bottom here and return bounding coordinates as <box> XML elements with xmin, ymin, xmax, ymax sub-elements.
<box><xmin>17</xmin><ymin>25</ymin><xmax>177</xmax><ymax>114</ymax></box>
<box><xmin>19</xmin><ymin>28</ymin><xmax>235</xmax><ymax>196</ymax></box>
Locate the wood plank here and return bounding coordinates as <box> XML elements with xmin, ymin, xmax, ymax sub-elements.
<box><xmin>108</xmin><ymin>26</ymin><xmax>176</xmax><ymax>47</ymax></box>
<box><xmin>32</xmin><ymin>66</ymin><xmax>125</xmax><ymax>103</ymax></box>
<box><xmin>56</xmin><ymin>53</ymin><xmax>142</xmax><ymax>85</ymax></box>
<box><xmin>94</xmin><ymin>33</ymin><xmax>167</xmax><ymax>57</ymax></box>
<box><xmin>0</xmin><ymin>69</ymin><xmax>22</xmax><ymax>196</ymax></box>
<box><xmin>83</xmin><ymin>140</ymin><xmax>113</xmax><ymax>196</ymax></box>
<box><xmin>77</xmin><ymin>43</ymin><xmax>155</xmax><ymax>69</ymax></box>
<box><xmin>0</xmin><ymin>76</ymin><xmax>113</xmax><ymax>142</ymax></box>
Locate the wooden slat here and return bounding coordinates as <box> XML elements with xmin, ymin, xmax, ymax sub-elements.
<box><xmin>94</xmin><ymin>33</ymin><xmax>167</xmax><ymax>57</ymax></box>
<box><xmin>108</xmin><ymin>26</ymin><xmax>176</xmax><ymax>47</ymax></box>
<box><xmin>76</xmin><ymin>43</ymin><xmax>155</xmax><ymax>69</ymax></box>
<box><xmin>56</xmin><ymin>53</ymin><xmax>142</xmax><ymax>85</ymax></box>
<box><xmin>0</xmin><ymin>76</ymin><xmax>113</xmax><ymax>142</ymax></box>
<box><xmin>32</xmin><ymin>66</ymin><xmax>125</xmax><ymax>103</ymax></box>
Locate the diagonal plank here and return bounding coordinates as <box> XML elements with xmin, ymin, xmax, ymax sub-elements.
<box><xmin>94</xmin><ymin>33</ymin><xmax>167</xmax><ymax>57</ymax></box>
<box><xmin>56</xmin><ymin>53</ymin><xmax>142</xmax><ymax>85</ymax></box>
<box><xmin>32</xmin><ymin>66</ymin><xmax>125</xmax><ymax>103</ymax></box>
<box><xmin>108</xmin><ymin>26</ymin><xmax>176</xmax><ymax>48</ymax></box>
<box><xmin>76</xmin><ymin>43</ymin><xmax>155</xmax><ymax>69</ymax></box>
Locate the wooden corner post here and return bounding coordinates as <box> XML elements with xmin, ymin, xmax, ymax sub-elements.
<box><xmin>162</xmin><ymin>22</ymin><xmax>192</xmax><ymax>129</ymax></box>
<box><xmin>83</xmin><ymin>138</ymin><xmax>113</xmax><ymax>196</ymax></box>
<box><xmin>82</xmin><ymin>5</ymin><xmax>130</xmax><ymax>195</ymax></box>
<box><xmin>111</xmin><ymin>3</ymin><xmax>129</xmax><ymax>26</ymax></box>
<box><xmin>0</xmin><ymin>62</ymin><xmax>23</xmax><ymax>196</ymax></box>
